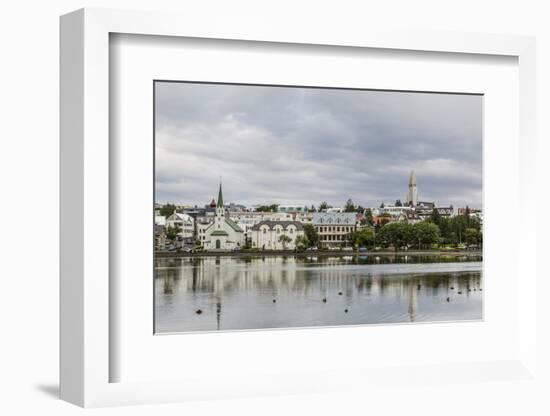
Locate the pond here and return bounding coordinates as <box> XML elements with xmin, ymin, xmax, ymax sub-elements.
<box><xmin>155</xmin><ymin>254</ymin><xmax>482</xmax><ymax>333</ymax></box>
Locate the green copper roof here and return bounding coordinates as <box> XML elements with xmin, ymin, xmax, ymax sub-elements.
<box><xmin>225</xmin><ymin>218</ymin><xmax>244</xmax><ymax>233</ymax></box>
<box><xmin>217</xmin><ymin>182</ymin><xmax>223</xmax><ymax>208</ymax></box>
<box><xmin>211</xmin><ymin>230</ymin><xmax>229</xmax><ymax>236</ymax></box>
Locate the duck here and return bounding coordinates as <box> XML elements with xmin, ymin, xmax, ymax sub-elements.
<box><xmin>196</xmin><ymin>309</ymin><xmax>203</xmax><ymax>315</ymax></box>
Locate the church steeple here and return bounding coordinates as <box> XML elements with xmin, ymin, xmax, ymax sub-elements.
<box><xmin>217</xmin><ymin>181</ymin><xmax>224</xmax><ymax>208</ymax></box>
<box><xmin>407</xmin><ymin>170</ymin><xmax>418</xmax><ymax>207</ymax></box>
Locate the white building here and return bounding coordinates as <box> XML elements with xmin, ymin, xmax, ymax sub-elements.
<box><xmin>250</xmin><ymin>221</ymin><xmax>305</xmax><ymax>250</ymax></box>
<box><xmin>313</xmin><ymin>212</ymin><xmax>357</xmax><ymax>248</ymax></box>
<box><xmin>230</xmin><ymin>211</ymin><xmax>295</xmax><ymax>243</ymax></box>
<box><xmin>198</xmin><ymin>183</ymin><xmax>245</xmax><ymax>250</ymax></box>
<box><xmin>165</xmin><ymin>212</ymin><xmax>194</xmax><ymax>240</ymax></box>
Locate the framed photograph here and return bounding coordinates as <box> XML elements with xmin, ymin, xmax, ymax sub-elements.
<box><xmin>60</xmin><ymin>8</ymin><xmax>537</xmax><ymax>407</ymax></box>
<box><xmin>153</xmin><ymin>81</ymin><xmax>483</xmax><ymax>334</ymax></box>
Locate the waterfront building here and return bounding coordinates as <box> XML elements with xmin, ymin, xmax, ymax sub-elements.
<box><xmin>313</xmin><ymin>212</ymin><xmax>357</xmax><ymax>248</ymax></box>
<box><xmin>250</xmin><ymin>221</ymin><xmax>305</xmax><ymax>250</ymax></box>
<box><xmin>198</xmin><ymin>183</ymin><xmax>245</xmax><ymax>250</ymax></box>
<box><xmin>165</xmin><ymin>211</ymin><xmax>194</xmax><ymax>240</ymax></box>
<box><xmin>230</xmin><ymin>211</ymin><xmax>296</xmax><ymax>243</ymax></box>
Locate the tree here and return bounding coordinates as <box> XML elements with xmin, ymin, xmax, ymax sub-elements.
<box><xmin>278</xmin><ymin>234</ymin><xmax>292</xmax><ymax>250</ymax></box>
<box><xmin>310</xmin><ymin>205</ymin><xmax>317</xmax><ymax>212</ymax></box>
<box><xmin>256</xmin><ymin>204</ymin><xmax>279</xmax><ymax>212</ymax></box>
<box><xmin>352</xmin><ymin>228</ymin><xmax>375</xmax><ymax>248</ymax></box>
<box><xmin>364</xmin><ymin>208</ymin><xmax>374</xmax><ymax>226</ymax></box>
<box><xmin>380</xmin><ymin>202</ymin><xmax>385</xmax><ymax>209</ymax></box>
<box><xmin>376</xmin><ymin>222</ymin><xmax>414</xmax><ymax>251</ymax></box>
<box><xmin>295</xmin><ymin>234</ymin><xmax>309</xmax><ymax>250</ymax></box>
<box><xmin>395</xmin><ymin>199</ymin><xmax>403</xmax><ymax>207</ymax></box>
<box><xmin>464</xmin><ymin>228</ymin><xmax>480</xmax><ymax>245</ymax></box>
<box><xmin>303</xmin><ymin>224</ymin><xmax>319</xmax><ymax>247</ymax></box>
<box><xmin>430</xmin><ymin>207</ymin><xmax>442</xmax><ymax>226</ymax></box>
<box><xmin>356</xmin><ymin>205</ymin><xmax>365</xmax><ymax>214</ymax></box>
<box><xmin>165</xmin><ymin>224</ymin><xmax>181</xmax><ymax>242</ymax></box>
<box><xmin>318</xmin><ymin>201</ymin><xmax>329</xmax><ymax>211</ymax></box>
<box><xmin>159</xmin><ymin>203</ymin><xmax>177</xmax><ymax>217</ymax></box>
<box><xmin>413</xmin><ymin>222</ymin><xmax>440</xmax><ymax>249</ymax></box>
<box><xmin>344</xmin><ymin>198</ymin><xmax>356</xmax><ymax>212</ymax></box>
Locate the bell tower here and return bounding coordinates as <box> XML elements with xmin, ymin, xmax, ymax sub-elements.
<box><xmin>407</xmin><ymin>170</ymin><xmax>418</xmax><ymax>207</ymax></box>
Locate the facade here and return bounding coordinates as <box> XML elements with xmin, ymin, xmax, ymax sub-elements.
<box><xmin>250</xmin><ymin>221</ymin><xmax>305</xmax><ymax>250</ymax></box>
<box><xmin>230</xmin><ymin>211</ymin><xmax>295</xmax><ymax>243</ymax></box>
<box><xmin>198</xmin><ymin>183</ymin><xmax>245</xmax><ymax>250</ymax></box>
<box><xmin>165</xmin><ymin>212</ymin><xmax>194</xmax><ymax>240</ymax></box>
<box><xmin>313</xmin><ymin>212</ymin><xmax>357</xmax><ymax>248</ymax></box>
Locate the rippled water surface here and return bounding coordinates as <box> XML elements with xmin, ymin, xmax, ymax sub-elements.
<box><xmin>155</xmin><ymin>254</ymin><xmax>482</xmax><ymax>333</ymax></box>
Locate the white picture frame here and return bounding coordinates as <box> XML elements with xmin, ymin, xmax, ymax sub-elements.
<box><xmin>60</xmin><ymin>8</ymin><xmax>537</xmax><ymax>407</ymax></box>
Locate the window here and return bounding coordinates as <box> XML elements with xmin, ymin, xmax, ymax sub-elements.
<box><xmin>263</xmin><ymin>229</ymin><xmax>266</xmax><ymax>234</ymax></box>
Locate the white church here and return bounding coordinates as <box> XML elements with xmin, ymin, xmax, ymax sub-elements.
<box><xmin>198</xmin><ymin>183</ymin><xmax>245</xmax><ymax>251</ymax></box>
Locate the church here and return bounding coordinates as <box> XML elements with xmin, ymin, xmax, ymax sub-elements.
<box><xmin>198</xmin><ymin>183</ymin><xmax>245</xmax><ymax>251</ymax></box>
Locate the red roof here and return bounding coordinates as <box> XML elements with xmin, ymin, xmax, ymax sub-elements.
<box><xmin>210</xmin><ymin>198</ymin><xmax>216</xmax><ymax>208</ymax></box>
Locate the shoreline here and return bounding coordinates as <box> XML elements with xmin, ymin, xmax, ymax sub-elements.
<box><xmin>155</xmin><ymin>249</ymin><xmax>482</xmax><ymax>259</ymax></box>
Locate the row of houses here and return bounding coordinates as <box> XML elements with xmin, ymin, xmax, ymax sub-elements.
<box><xmin>155</xmin><ymin>184</ymin><xmax>362</xmax><ymax>251</ymax></box>
<box><xmin>155</xmin><ymin>182</ymin><xmax>481</xmax><ymax>252</ymax></box>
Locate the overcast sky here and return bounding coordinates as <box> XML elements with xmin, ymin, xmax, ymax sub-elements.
<box><xmin>155</xmin><ymin>82</ymin><xmax>482</xmax><ymax>209</ymax></box>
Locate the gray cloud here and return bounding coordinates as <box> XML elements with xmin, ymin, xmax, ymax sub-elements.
<box><xmin>155</xmin><ymin>82</ymin><xmax>482</xmax><ymax>209</ymax></box>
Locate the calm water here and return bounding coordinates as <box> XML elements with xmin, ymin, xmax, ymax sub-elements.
<box><xmin>155</xmin><ymin>254</ymin><xmax>482</xmax><ymax>333</ymax></box>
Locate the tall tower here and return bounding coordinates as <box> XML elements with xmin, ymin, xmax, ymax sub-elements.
<box><xmin>407</xmin><ymin>170</ymin><xmax>418</xmax><ymax>207</ymax></box>
<box><xmin>216</xmin><ymin>181</ymin><xmax>224</xmax><ymax>218</ymax></box>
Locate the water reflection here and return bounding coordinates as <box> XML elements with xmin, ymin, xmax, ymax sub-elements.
<box><xmin>155</xmin><ymin>255</ymin><xmax>482</xmax><ymax>333</ymax></box>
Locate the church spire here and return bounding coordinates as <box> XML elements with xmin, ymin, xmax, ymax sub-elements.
<box><xmin>409</xmin><ymin>170</ymin><xmax>417</xmax><ymax>186</ymax></box>
<box><xmin>217</xmin><ymin>180</ymin><xmax>223</xmax><ymax>208</ymax></box>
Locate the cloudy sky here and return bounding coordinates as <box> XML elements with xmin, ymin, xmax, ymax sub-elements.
<box><xmin>155</xmin><ymin>82</ymin><xmax>482</xmax><ymax>209</ymax></box>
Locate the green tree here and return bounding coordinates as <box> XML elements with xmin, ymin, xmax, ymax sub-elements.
<box><xmin>318</xmin><ymin>201</ymin><xmax>329</xmax><ymax>211</ymax></box>
<box><xmin>295</xmin><ymin>234</ymin><xmax>310</xmax><ymax>250</ymax></box>
<box><xmin>464</xmin><ymin>228</ymin><xmax>480</xmax><ymax>245</ymax></box>
<box><xmin>278</xmin><ymin>234</ymin><xmax>292</xmax><ymax>250</ymax></box>
<box><xmin>376</xmin><ymin>222</ymin><xmax>414</xmax><ymax>251</ymax></box>
<box><xmin>380</xmin><ymin>202</ymin><xmax>385</xmax><ymax>209</ymax></box>
<box><xmin>256</xmin><ymin>204</ymin><xmax>279</xmax><ymax>212</ymax></box>
<box><xmin>303</xmin><ymin>224</ymin><xmax>319</xmax><ymax>247</ymax></box>
<box><xmin>352</xmin><ymin>228</ymin><xmax>375</xmax><ymax>248</ymax></box>
<box><xmin>165</xmin><ymin>224</ymin><xmax>181</xmax><ymax>242</ymax></box>
<box><xmin>344</xmin><ymin>198</ymin><xmax>356</xmax><ymax>212</ymax></box>
<box><xmin>159</xmin><ymin>203</ymin><xmax>177</xmax><ymax>217</ymax></box>
<box><xmin>310</xmin><ymin>205</ymin><xmax>317</xmax><ymax>212</ymax></box>
<box><xmin>364</xmin><ymin>208</ymin><xmax>374</xmax><ymax>226</ymax></box>
<box><xmin>413</xmin><ymin>221</ymin><xmax>440</xmax><ymax>249</ymax></box>
<box><xmin>430</xmin><ymin>207</ymin><xmax>442</xmax><ymax>226</ymax></box>
<box><xmin>395</xmin><ymin>199</ymin><xmax>403</xmax><ymax>207</ymax></box>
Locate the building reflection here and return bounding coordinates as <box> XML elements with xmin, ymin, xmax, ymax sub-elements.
<box><xmin>154</xmin><ymin>255</ymin><xmax>482</xmax><ymax>331</ymax></box>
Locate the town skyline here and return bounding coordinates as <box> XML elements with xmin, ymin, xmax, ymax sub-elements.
<box><xmin>155</xmin><ymin>82</ymin><xmax>482</xmax><ymax>209</ymax></box>
<box><xmin>155</xmin><ymin>172</ymin><xmax>480</xmax><ymax>210</ymax></box>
